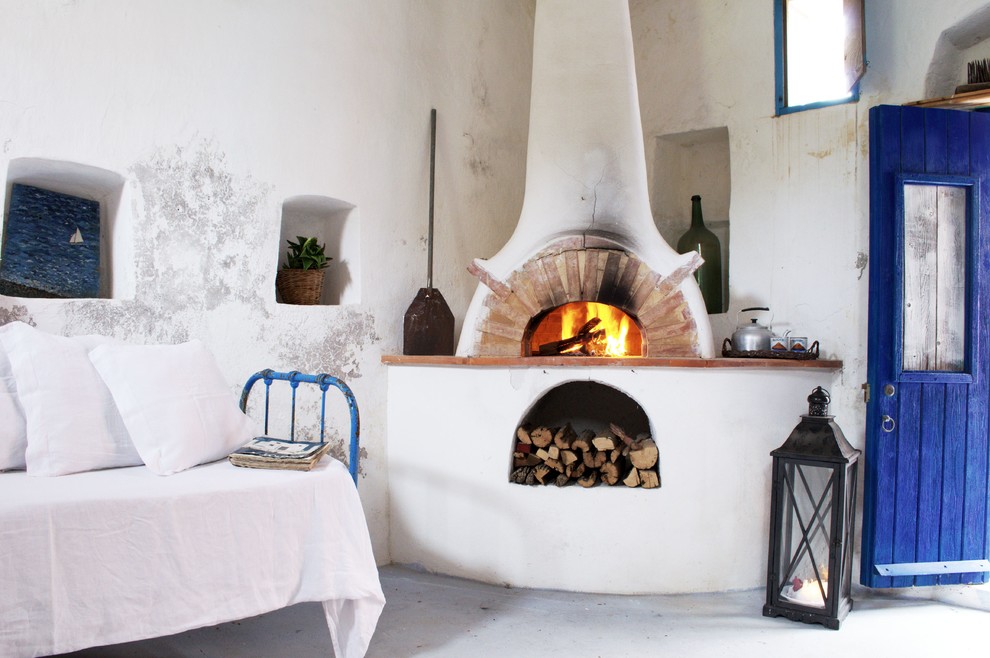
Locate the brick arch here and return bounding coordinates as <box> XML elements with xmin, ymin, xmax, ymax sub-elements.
<box><xmin>466</xmin><ymin>246</ymin><xmax>703</xmax><ymax>357</ymax></box>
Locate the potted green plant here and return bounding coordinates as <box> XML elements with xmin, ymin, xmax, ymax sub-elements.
<box><xmin>275</xmin><ymin>236</ymin><xmax>331</xmax><ymax>305</ymax></box>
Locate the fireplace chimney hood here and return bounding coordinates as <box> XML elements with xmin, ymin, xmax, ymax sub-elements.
<box><xmin>456</xmin><ymin>0</ymin><xmax>714</xmax><ymax>358</ymax></box>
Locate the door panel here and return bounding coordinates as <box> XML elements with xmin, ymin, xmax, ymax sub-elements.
<box><xmin>861</xmin><ymin>105</ymin><xmax>990</xmax><ymax>588</ymax></box>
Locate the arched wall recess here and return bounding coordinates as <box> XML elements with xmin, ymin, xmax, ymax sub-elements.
<box><xmin>924</xmin><ymin>4</ymin><xmax>990</xmax><ymax>98</ymax></box>
<box><xmin>278</xmin><ymin>195</ymin><xmax>361</xmax><ymax>305</ymax></box>
<box><xmin>2</xmin><ymin>158</ymin><xmax>131</xmax><ymax>299</ymax></box>
<box><xmin>652</xmin><ymin>127</ymin><xmax>731</xmax><ymax>314</ymax></box>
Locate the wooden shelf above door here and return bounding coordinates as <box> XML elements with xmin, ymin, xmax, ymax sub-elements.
<box><xmin>906</xmin><ymin>88</ymin><xmax>990</xmax><ymax>110</ymax></box>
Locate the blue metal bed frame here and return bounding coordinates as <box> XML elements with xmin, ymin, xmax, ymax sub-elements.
<box><xmin>239</xmin><ymin>369</ymin><xmax>360</xmax><ymax>484</ymax></box>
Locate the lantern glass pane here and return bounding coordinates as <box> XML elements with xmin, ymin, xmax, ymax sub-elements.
<box><xmin>776</xmin><ymin>462</ymin><xmax>835</xmax><ymax>609</ymax></box>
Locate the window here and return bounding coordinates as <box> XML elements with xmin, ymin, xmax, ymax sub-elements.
<box><xmin>774</xmin><ymin>0</ymin><xmax>866</xmax><ymax>115</ymax></box>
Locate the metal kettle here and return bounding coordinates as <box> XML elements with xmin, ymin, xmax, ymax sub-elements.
<box><xmin>731</xmin><ymin>307</ymin><xmax>773</xmax><ymax>352</ymax></box>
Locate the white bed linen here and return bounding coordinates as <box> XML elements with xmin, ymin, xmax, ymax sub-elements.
<box><xmin>0</xmin><ymin>459</ymin><xmax>385</xmax><ymax>658</ymax></box>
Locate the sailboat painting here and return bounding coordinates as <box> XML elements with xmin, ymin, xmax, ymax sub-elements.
<box><xmin>0</xmin><ymin>183</ymin><xmax>100</xmax><ymax>298</ymax></box>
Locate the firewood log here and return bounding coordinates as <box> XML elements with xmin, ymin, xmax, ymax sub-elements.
<box><xmin>609</xmin><ymin>422</ymin><xmax>636</xmax><ymax>448</ymax></box>
<box><xmin>592</xmin><ymin>435</ymin><xmax>618</xmax><ymax>451</ymax></box>
<box><xmin>516</xmin><ymin>425</ymin><xmax>533</xmax><ymax>445</ymax></box>
<box><xmin>640</xmin><ymin>470</ymin><xmax>660</xmax><ymax>489</ymax></box>
<box><xmin>510</xmin><ymin>466</ymin><xmax>533</xmax><ymax>484</ymax></box>
<box><xmin>553</xmin><ymin>424</ymin><xmax>576</xmax><ymax>449</ymax></box>
<box><xmin>538</xmin><ymin>318</ymin><xmax>604</xmax><ymax>355</ymax></box>
<box><xmin>623</xmin><ymin>467</ymin><xmax>641</xmax><ymax>488</ymax></box>
<box><xmin>583</xmin><ymin>449</ymin><xmax>607</xmax><ymax>469</ymax></box>
<box><xmin>600</xmin><ymin>461</ymin><xmax>620</xmax><ymax>485</ymax></box>
<box><xmin>513</xmin><ymin>453</ymin><xmax>540</xmax><ymax>468</ymax></box>
<box><xmin>577</xmin><ymin>470</ymin><xmax>598</xmax><ymax>488</ymax></box>
<box><xmin>629</xmin><ymin>438</ymin><xmax>659</xmax><ymax>470</ymax></box>
<box><xmin>534</xmin><ymin>464</ymin><xmax>554</xmax><ymax>485</ymax></box>
<box><xmin>530</xmin><ymin>426</ymin><xmax>555</xmax><ymax>448</ymax></box>
<box><xmin>572</xmin><ymin>430</ymin><xmax>594</xmax><ymax>453</ymax></box>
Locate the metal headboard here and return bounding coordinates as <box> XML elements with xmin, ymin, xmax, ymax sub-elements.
<box><xmin>239</xmin><ymin>369</ymin><xmax>360</xmax><ymax>485</ymax></box>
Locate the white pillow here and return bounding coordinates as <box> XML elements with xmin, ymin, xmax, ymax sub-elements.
<box><xmin>0</xmin><ymin>321</ymin><xmax>141</xmax><ymax>476</ymax></box>
<box><xmin>88</xmin><ymin>339</ymin><xmax>259</xmax><ymax>475</ymax></box>
<box><xmin>0</xmin><ymin>342</ymin><xmax>27</xmax><ymax>471</ymax></box>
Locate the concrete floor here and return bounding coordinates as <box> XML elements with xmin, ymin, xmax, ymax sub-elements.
<box><xmin>58</xmin><ymin>564</ymin><xmax>989</xmax><ymax>658</ymax></box>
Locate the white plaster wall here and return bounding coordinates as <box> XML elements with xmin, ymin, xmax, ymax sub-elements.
<box><xmin>6</xmin><ymin>0</ymin><xmax>990</xmax><ymax>587</ymax></box>
<box><xmin>391</xmin><ymin>0</ymin><xmax>990</xmax><ymax>595</ymax></box>
<box><xmin>632</xmin><ymin>0</ymin><xmax>990</xmax><ymax>450</ymax></box>
<box><xmin>0</xmin><ymin>0</ymin><xmax>535</xmax><ymax>563</ymax></box>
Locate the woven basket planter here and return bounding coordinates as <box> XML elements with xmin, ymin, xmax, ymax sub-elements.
<box><xmin>276</xmin><ymin>269</ymin><xmax>325</xmax><ymax>305</ymax></box>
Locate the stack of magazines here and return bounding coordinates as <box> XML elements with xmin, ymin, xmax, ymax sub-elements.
<box><xmin>229</xmin><ymin>437</ymin><xmax>331</xmax><ymax>471</ymax></box>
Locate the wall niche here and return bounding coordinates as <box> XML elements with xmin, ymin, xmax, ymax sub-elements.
<box><xmin>277</xmin><ymin>195</ymin><xmax>360</xmax><ymax>306</ymax></box>
<box><xmin>1</xmin><ymin>158</ymin><xmax>131</xmax><ymax>300</ymax></box>
<box><xmin>652</xmin><ymin>127</ymin><xmax>731</xmax><ymax>314</ymax></box>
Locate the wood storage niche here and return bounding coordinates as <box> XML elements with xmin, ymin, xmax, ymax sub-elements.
<box><xmin>510</xmin><ymin>381</ymin><xmax>659</xmax><ymax>489</ymax></box>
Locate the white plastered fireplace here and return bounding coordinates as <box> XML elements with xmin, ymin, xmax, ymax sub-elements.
<box><xmin>456</xmin><ymin>0</ymin><xmax>714</xmax><ymax>359</ymax></box>
<box><xmin>385</xmin><ymin>0</ymin><xmax>840</xmax><ymax>594</ymax></box>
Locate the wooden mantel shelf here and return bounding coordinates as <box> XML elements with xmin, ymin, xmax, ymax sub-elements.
<box><xmin>382</xmin><ymin>354</ymin><xmax>842</xmax><ymax>369</ymax></box>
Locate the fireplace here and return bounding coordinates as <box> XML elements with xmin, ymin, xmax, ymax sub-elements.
<box><xmin>456</xmin><ymin>0</ymin><xmax>714</xmax><ymax>359</ymax></box>
<box><xmin>383</xmin><ymin>0</ymin><xmax>841</xmax><ymax>595</ymax></box>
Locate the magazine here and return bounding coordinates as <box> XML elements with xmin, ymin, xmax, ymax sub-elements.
<box><xmin>228</xmin><ymin>437</ymin><xmax>331</xmax><ymax>471</ymax></box>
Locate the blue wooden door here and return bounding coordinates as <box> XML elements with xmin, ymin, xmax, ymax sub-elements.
<box><xmin>861</xmin><ymin>104</ymin><xmax>990</xmax><ymax>587</ymax></box>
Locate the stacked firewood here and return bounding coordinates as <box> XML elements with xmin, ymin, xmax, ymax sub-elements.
<box><xmin>510</xmin><ymin>422</ymin><xmax>660</xmax><ymax>488</ymax></box>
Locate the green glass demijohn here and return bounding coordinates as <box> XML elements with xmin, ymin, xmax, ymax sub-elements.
<box><xmin>676</xmin><ymin>195</ymin><xmax>723</xmax><ymax>314</ymax></box>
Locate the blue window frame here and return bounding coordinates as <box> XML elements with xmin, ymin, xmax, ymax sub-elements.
<box><xmin>774</xmin><ymin>0</ymin><xmax>866</xmax><ymax>115</ymax></box>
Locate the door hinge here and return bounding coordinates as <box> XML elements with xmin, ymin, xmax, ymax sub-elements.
<box><xmin>862</xmin><ymin>382</ymin><xmax>870</xmax><ymax>403</ymax></box>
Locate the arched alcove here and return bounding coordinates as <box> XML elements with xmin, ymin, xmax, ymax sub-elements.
<box><xmin>1</xmin><ymin>158</ymin><xmax>131</xmax><ymax>299</ymax></box>
<box><xmin>924</xmin><ymin>4</ymin><xmax>990</xmax><ymax>98</ymax></box>
<box><xmin>277</xmin><ymin>195</ymin><xmax>360</xmax><ymax>305</ymax></box>
<box><xmin>652</xmin><ymin>127</ymin><xmax>730</xmax><ymax>314</ymax></box>
<box><xmin>511</xmin><ymin>380</ymin><xmax>659</xmax><ymax>488</ymax></box>
<box><xmin>519</xmin><ymin>380</ymin><xmax>650</xmax><ymax>436</ymax></box>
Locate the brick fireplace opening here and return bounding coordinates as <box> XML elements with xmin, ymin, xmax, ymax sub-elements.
<box><xmin>470</xmin><ymin>242</ymin><xmax>704</xmax><ymax>358</ymax></box>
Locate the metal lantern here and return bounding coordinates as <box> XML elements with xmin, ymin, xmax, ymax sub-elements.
<box><xmin>763</xmin><ymin>387</ymin><xmax>861</xmax><ymax>629</ymax></box>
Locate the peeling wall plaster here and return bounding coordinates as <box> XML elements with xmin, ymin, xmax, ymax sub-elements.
<box><xmin>0</xmin><ymin>0</ymin><xmax>535</xmax><ymax>565</ymax></box>
<box><xmin>1</xmin><ymin>141</ymin><xmax>382</xmax><ymax>475</ymax></box>
<box><xmin>0</xmin><ymin>304</ymin><xmax>35</xmax><ymax>327</ymax></box>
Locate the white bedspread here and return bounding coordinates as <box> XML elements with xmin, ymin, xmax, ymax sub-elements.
<box><xmin>0</xmin><ymin>459</ymin><xmax>385</xmax><ymax>658</ymax></box>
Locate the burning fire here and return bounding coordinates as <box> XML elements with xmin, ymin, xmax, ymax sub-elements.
<box><xmin>530</xmin><ymin>302</ymin><xmax>643</xmax><ymax>357</ymax></box>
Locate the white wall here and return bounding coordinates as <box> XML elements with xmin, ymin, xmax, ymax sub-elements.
<box><xmin>0</xmin><ymin>0</ymin><xmax>535</xmax><ymax>562</ymax></box>
<box><xmin>632</xmin><ymin>0</ymin><xmax>990</xmax><ymax>448</ymax></box>
<box><xmin>5</xmin><ymin>0</ymin><xmax>990</xmax><ymax>575</ymax></box>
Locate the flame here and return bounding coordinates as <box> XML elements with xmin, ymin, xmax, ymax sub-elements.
<box><xmin>536</xmin><ymin>302</ymin><xmax>642</xmax><ymax>357</ymax></box>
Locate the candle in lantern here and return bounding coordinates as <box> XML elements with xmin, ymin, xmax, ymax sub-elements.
<box><xmin>781</xmin><ymin>577</ymin><xmax>828</xmax><ymax>607</ymax></box>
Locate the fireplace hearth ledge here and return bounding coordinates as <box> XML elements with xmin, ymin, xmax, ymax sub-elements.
<box><xmin>382</xmin><ymin>355</ymin><xmax>842</xmax><ymax>369</ymax></box>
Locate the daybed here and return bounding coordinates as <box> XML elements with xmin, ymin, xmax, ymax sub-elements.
<box><xmin>0</xmin><ymin>322</ymin><xmax>384</xmax><ymax>658</ymax></box>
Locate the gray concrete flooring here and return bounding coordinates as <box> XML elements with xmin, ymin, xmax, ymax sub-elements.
<box><xmin>58</xmin><ymin>564</ymin><xmax>989</xmax><ymax>657</ymax></box>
